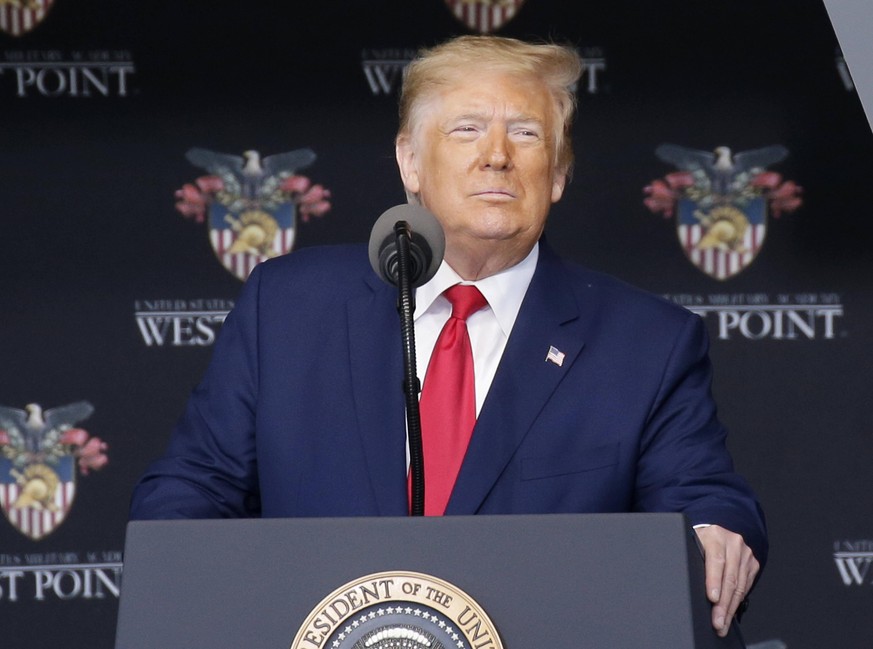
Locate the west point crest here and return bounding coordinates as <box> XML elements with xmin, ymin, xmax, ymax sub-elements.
<box><xmin>0</xmin><ymin>0</ymin><xmax>54</xmax><ymax>37</ymax></box>
<box><xmin>175</xmin><ymin>147</ymin><xmax>332</xmax><ymax>281</ymax></box>
<box><xmin>0</xmin><ymin>402</ymin><xmax>108</xmax><ymax>540</ymax></box>
<box><xmin>644</xmin><ymin>144</ymin><xmax>802</xmax><ymax>280</ymax></box>
<box><xmin>445</xmin><ymin>0</ymin><xmax>525</xmax><ymax>34</ymax></box>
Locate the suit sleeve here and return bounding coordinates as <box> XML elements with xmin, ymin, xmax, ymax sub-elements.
<box><xmin>633</xmin><ymin>312</ymin><xmax>768</xmax><ymax>567</ymax></box>
<box><xmin>129</xmin><ymin>265</ymin><xmax>264</xmax><ymax>520</ymax></box>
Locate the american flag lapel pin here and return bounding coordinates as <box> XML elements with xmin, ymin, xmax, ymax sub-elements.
<box><xmin>545</xmin><ymin>345</ymin><xmax>565</xmax><ymax>367</ymax></box>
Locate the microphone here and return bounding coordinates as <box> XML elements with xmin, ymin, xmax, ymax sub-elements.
<box><xmin>368</xmin><ymin>204</ymin><xmax>444</xmax><ymax>516</ymax></box>
<box><xmin>368</xmin><ymin>204</ymin><xmax>445</xmax><ymax>287</ymax></box>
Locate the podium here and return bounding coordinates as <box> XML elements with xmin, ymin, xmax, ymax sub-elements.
<box><xmin>115</xmin><ymin>513</ymin><xmax>745</xmax><ymax>648</ymax></box>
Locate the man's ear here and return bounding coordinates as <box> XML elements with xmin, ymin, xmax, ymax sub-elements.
<box><xmin>551</xmin><ymin>172</ymin><xmax>567</xmax><ymax>203</ymax></box>
<box><xmin>395</xmin><ymin>136</ymin><xmax>421</xmax><ymax>196</ymax></box>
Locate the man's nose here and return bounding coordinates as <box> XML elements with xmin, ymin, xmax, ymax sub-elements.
<box><xmin>479</xmin><ymin>130</ymin><xmax>512</xmax><ymax>170</ymax></box>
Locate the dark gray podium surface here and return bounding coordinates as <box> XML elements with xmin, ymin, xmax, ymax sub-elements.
<box><xmin>116</xmin><ymin>513</ymin><xmax>745</xmax><ymax>649</ymax></box>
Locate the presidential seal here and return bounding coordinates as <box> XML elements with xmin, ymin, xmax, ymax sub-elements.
<box><xmin>292</xmin><ymin>571</ymin><xmax>503</xmax><ymax>649</ymax></box>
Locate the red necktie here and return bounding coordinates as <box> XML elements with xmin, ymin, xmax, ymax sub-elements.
<box><xmin>418</xmin><ymin>284</ymin><xmax>489</xmax><ymax>515</ymax></box>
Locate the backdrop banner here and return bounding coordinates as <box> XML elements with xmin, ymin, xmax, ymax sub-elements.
<box><xmin>1</xmin><ymin>2</ymin><xmax>871</xmax><ymax>648</ymax></box>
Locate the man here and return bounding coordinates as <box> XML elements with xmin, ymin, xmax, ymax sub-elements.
<box><xmin>131</xmin><ymin>36</ymin><xmax>766</xmax><ymax>638</ymax></box>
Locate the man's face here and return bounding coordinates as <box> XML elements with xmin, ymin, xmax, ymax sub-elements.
<box><xmin>396</xmin><ymin>70</ymin><xmax>566</xmax><ymax>277</ymax></box>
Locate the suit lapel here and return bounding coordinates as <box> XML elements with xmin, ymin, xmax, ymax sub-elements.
<box><xmin>346</xmin><ymin>273</ymin><xmax>409</xmax><ymax>515</ymax></box>
<box><xmin>446</xmin><ymin>244</ymin><xmax>587</xmax><ymax>514</ymax></box>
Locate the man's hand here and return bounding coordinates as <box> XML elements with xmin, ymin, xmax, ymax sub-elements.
<box><xmin>694</xmin><ymin>525</ymin><xmax>760</xmax><ymax>637</ymax></box>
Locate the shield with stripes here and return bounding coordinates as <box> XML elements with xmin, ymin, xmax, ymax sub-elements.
<box><xmin>445</xmin><ymin>0</ymin><xmax>525</xmax><ymax>33</ymax></box>
<box><xmin>676</xmin><ymin>197</ymin><xmax>767</xmax><ymax>281</ymax></box>
<box><xmin>0</xmin><ymin>0</ymin><xmax>54</xmax><ymax>37</ymax></box>
<box><xmin>1</xmin><ymin>456</ymin><xmax>75</xmax><ymax>540</ymax></box>
<box><xmin>208</xmin><ymin>202</ymin><xmax>296</xmax><ymax>281</ymax></box>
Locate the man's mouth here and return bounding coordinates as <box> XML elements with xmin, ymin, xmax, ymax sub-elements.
<box><xmin>472</xmin><ymin>189</ymin><xmax>516</xmax><ymax>200</ymax></box>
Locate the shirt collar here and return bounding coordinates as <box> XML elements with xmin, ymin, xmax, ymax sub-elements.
<box><xmin>414</xmin><ymin>242</ymin><xmax>539</xmax><ymax>338</ymax></box>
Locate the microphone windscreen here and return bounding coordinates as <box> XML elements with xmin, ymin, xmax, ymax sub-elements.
<box><xmin>368</xmin><ymin>204</ymin><xmax>445</xmax><ymax>287</ymax></box>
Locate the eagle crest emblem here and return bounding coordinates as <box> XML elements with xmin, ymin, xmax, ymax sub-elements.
<box><xmin>0</xmin><ymin>0</ymin><xmax>54</xmax><ymax>37</ymax></box>
<box><xmin>444</xmin><ymin>0</ymin><xmax>525</xmax><ymax>34</ymax></box>
<box><xmin>0</xmin><ymin>402</ymin><xmax>108</xmax><ymax>540</ymax></box>
<box><xmin>644</xmin><ymin>144</ymin><xmax>803</xmax><ymax>280</ymax></box>
<box><xmin>174</xmin><ymin>147</ymin><xmax>332</xmax><ymax>281</ymax></box>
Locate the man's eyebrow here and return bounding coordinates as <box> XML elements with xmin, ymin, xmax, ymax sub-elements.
<box><xmin>441</xmin><ymin>112</ymin><xmax>545</xmax><ymax>125</ymax></box>
<box><xmin>507</xmin><ymin>112</ymin><xmax>545</xmax><ymax>125</ymax></box>
<box><xmin>444</xmin><ymin>112</ymin><xmax>488</xmax><ymax>123</ymax></box>
<box><xmin>437</xmin><ymin>113</ymin><xmax>487</xmax><ymax>133</ymax></box>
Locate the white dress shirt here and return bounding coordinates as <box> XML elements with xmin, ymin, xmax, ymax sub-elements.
<box><xmin>413</xmin><ymin>243</ymin><xmax>539</xmax><ymax>415</ymax></box>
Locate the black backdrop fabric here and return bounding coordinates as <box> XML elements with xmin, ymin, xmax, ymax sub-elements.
<box><xmin>1</xmin><ymin>1</ymin><xmax>871</xmax><ymax>647</ymax></box>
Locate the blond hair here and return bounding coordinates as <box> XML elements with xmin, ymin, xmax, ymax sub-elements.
<box><xmin>397</xmin><ymin>35</ymin><xmax>582</xmax><ymax>177</ymax></box>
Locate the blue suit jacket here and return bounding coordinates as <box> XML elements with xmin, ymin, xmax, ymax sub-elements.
<box><xmin>131</xmin><ymin>242</ymin><xmax>767</xmax><ymax>565</ymax></box>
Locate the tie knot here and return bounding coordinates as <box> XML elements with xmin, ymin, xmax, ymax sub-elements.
<box><xmin>444</xmin><ymin>284</ymin><xmax>488</xmax><ymax>321</ymax></box>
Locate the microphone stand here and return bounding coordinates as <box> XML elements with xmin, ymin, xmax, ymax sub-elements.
<box><xmin>393</xmin><ymin>221</ymin><xmax>425</xmax><ymax>516</ymax></box>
